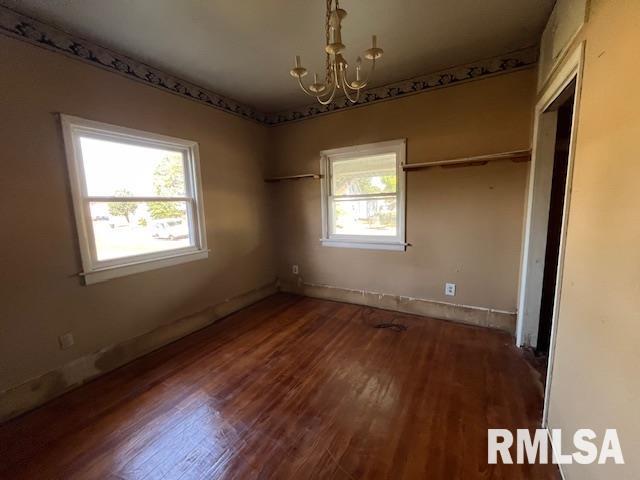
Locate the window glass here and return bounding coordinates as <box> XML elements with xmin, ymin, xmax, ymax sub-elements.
<box><xmin>80</xmin><ymin>137</ymin><xmax>186</xmax><ymax>197</ymax></box>
<box><xmin>89</xmin><ymin>201</ymin><xmax>191</xmax><ymax>260</ymax></box>
<box><xmin>332</xmin><ymin>197</ymin><xmax>397</xmax><ymax>236</ymax></box>
<box><xmin>331</xmin><ymin>154</ymin><xmax>396</xmax><ymax>196</ymax></box>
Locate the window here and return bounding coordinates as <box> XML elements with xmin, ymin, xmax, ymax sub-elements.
<box><xmin>320</xmin><ymin>139</ymin><xmax>406</xmax><ymax>251</ymax></box>
<box><xmin>61</xmin><ymin>115</ymin><xmax>208</xmax><ymax>284</ymax></box>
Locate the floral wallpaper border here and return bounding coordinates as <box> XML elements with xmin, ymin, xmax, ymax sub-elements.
<box><xmin>267</xmin><ymin>48</ymin><xmax>537</xmax><ymax>125</ymax></box>
<box><xmin>0</xmin><ymin>5</ymin><xmax>537</xmax><ymax>126</ymax></box>
<box><xmin>0</xmin><ymin>6</ymin><xmax>267</xmax><ymax>123</ymax></box>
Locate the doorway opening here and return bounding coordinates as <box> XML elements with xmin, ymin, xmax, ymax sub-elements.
<box><xmin>517</xmin><ymin>42</ymin><xmax>584</xmax><ymax>427</ymax></box>
<box><xmin>536</xmin><ymin>84</ymin><xmax>575</xmax><ymax>356</ymax></box>
<box><xmin>518</xmin><ymin>76</ymin><xmax>579</xmax><ymax>358</ymax></box>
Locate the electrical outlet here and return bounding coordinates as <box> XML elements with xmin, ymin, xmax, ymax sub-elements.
<box><xmin>445</xmin><ymin>283</ymin><xmax>456</xmax><ymax>296</ymax></box>
<box><xmin>58</xmin><ymin>332</ymin><xmax>74</xmax><ymax>350</ymax></box>
<box><xmin>292</xmin><ymin>264</ymin><xmax>299</xmax><ymax>275</ymax></box>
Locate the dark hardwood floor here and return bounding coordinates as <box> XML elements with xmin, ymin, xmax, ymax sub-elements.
<box><xmin>0</xmin><ymin>294</ymin><xmax>559</xmax><ymax>479</ymax></box>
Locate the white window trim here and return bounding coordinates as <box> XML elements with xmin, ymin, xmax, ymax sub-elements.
<box><xmin>60</xmin><ymin>114</ymin><xmax>208</xmax><ymax>284</ymax></box>
<box><xmin>320</xmin><ymin>139</ymin><xmax>407</xmax><ymax>251</ymax></box>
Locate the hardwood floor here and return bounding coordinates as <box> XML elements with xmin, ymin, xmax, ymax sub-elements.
<box><xmin>0</xmin><ymin>294</ymin><xmax>559</xmax><ymax>479</ymax></box>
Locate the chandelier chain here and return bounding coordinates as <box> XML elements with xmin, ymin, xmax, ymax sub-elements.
<box><xmin>325</xmin><ymin>0</ymin><xmax>332</xmax><ymax>82</ymax></box>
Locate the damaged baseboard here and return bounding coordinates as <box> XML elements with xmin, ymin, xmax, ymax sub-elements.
<box><xmin>0</xmin><ymin>280</ymin><xmax>278</xmax><ymax>423</ymax></box>
<box><xmin>281</xmin><ymin>280</ymin><xmax>516</xmax><ymax>334</ymax></box>
<box><xmin>1</xmin><ymin>278</ymin><xmax>515</xmax><ymax>422</ymax></box>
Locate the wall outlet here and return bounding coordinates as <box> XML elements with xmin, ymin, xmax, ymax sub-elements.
<box><xmin>445</xmin><ymin>283</ymin><xmax>456</xmax><ymax>296</ymax></box>
<box><xmin>58</xmin><ymin>332</ymin><xmax>74</xmax><ymax>350</ymax></box>
<box><xmin>292</xmin><ymin>264</ymin><xmax>299</xmax><ymax>275</ymax></box>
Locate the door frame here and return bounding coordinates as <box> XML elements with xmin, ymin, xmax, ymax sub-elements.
<box><xmin>515</xmin><ymin>42</ymin><xmax>585</xmax><ymax>426</ymax></box>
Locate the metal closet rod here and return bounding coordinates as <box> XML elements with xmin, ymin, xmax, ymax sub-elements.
<box><xmin>402</xmin><ymin>149</ymin><xmax>531</xmax><ymax>171</ymax></box>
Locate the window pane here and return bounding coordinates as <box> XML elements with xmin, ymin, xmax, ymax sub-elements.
<box><xmin>332</xmin><ymin>198</ymin><xmax>397</xmax><ymax>236</ymax></box>
<box><xmin>80</xmin><ymin>137</ymin><xmax>186</xmax><ymax>197</ymax></box>
<box><xmin>331</xmin><ymin>154</ymin><xmax>397</xmax><ymax>196</ymax></box>
<box><xmin>90</xmin><ymin>201</ymin><xmax>192</xmax><ymax>261</ymax></box>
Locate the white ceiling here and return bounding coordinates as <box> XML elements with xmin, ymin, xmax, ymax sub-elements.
<box><xmin>1</xmin><ymin>0</ymin><xmax>554</xmax><ymax>112</ymax></box>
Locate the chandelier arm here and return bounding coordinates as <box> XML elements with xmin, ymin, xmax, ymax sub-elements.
<box><xmin>350</xmin><ymin>86</ymin><xmax>361</xmax><ymax>103</ymax></box>
<box><xmin>296</xmin><ymin>75</ymin><xmax>331</xmax><ymax>99</ymax></box>
<box><xmin>297</xmin><ymin>76</ymin><xmax>336</xmax><ymax>102</ymax></box>
<box><xmin>341</xmin><ymin>73</ymin><xmax>360</xmax><ymax>103</ymax></box>
<box><xmin>314</xmin><ymin>66</ymin><xmax>340</xmax><ymax>104</ymax></box>
<box><xmin>316</xmin><ymin>81</ymin><xmax>338</xmax><ymax>105</ymax></box>
<box><xmin>346</xmin><ymin>58</ymin><xmax>377</xmax><ymax>91</ymax></box>
<box><xmin>343</xmin><ymin>79</ymin><xmax>360</xmax><ymax>91</ymax></box>
<box><xmin>341</xmin><ymin>66</ymin><xmax>359</xmax><ymax>91</ymax></box>
<box><xmin>296</xmin><ymin>77</ymin><xmax>318</xmax><ymax>97</ymax></box>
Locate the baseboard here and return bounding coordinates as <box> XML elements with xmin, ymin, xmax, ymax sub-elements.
<box><xmin>1</xmin><ymin>279</ymin><xmax>515</xmax><ymax>423</ymax></box>
<box><xmin>0</xmin><ymin>280</ymin><xmax>278</xmax><ymax>423</ymax></box>
<box><xmin>281</xmin><ymin>280</ymin><xmax>516</xmax><ymax>334</ymax></box>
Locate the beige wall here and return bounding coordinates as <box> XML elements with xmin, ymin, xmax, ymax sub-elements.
<box><xmin>0</xmin><ymin>37</ymin><xmax>275</xmax><ymax>397</ymax></box>
<box><xmin>270</xmin><ymin>69</ymin><xmax>536</xmax><ymax>313</ymax></box>
<box><xmin>546</xmin><ymin>1</ymin><xmax>640</xmax><ymax>478</ymax></box>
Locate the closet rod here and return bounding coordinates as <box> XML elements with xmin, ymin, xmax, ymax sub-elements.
<box><xmin>402</xmin><ymin>149</ymin><xmax>531</xmax><ymax>171</ymax></box>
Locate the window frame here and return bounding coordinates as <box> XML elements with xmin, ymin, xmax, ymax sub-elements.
<box><xmin>320</xmin><ymin>139</ymin><xmax>407</xmax><ymax>251</ymax></box>
<box><xmin>60</xmin><ymin>114</ymin><xmax>208</xmax><ymax>284</ymax></box>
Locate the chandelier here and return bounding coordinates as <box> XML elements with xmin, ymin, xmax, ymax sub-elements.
<box><xmin>289</xmin><ymin>0</ymin><xmax>383</xmax><ymax>105</ymax></box>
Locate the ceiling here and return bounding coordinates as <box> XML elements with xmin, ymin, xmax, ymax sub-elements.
<box><xmin>1</xmin><ymin>0</ymin><xmax>554</xmax><ymax>113</ymax></box>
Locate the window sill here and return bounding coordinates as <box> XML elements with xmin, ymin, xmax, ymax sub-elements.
<box><xmin>320</xmin><ymin>239</ymin><xmax>407</xmax><ymax>251</ymax></box>
<box><xmin>81</xmin><ymin>249</ymin><xmax>209</xmax><ymax>285</ymax></box>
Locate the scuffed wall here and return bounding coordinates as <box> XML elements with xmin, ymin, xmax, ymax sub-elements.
<box><xmin>545</xmin><ymin>1</ymin><xmax>640</xmax><ymax>479</ymax></box>
<box><xmin>0</xmin><ymin>36</ymin><xmax>276</xmax><ymax>411</ymax></box>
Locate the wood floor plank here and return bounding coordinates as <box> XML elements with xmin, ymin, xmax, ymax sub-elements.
<box><xmin>0</xmin><ymin>294</ymin><xmax>559</xmax><ymax>479</ymax></box>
